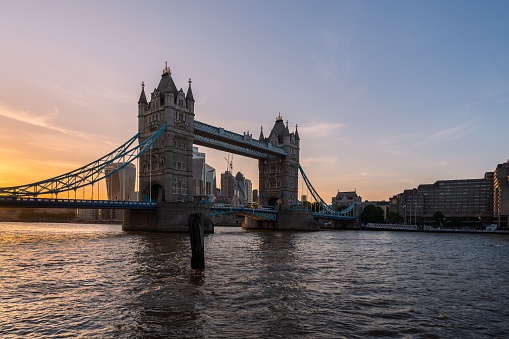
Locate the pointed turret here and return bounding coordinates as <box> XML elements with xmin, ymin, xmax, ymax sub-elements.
<box><xmin>156</xmin><ymin>62</ymin><xmax>178</xmax><ymax>105</ymax></box>
<box><xmin>295</xmin><ymin>124</ymin><xmax>300</xmax><ymax>140</ymax></box>
<box><xmin>138</xmin><ymin>82</ymin><xmax>147</xmax><ymax>104</ymax></box>
<box><xmin>138</xmin><ymin>82</ymin><xmax>148</xmax><ymax>133</ymax></box>
<box><xmin>268</xmin><ymin>112</ymin><xmax>287</xmax><ymax>144</ymax></box>
<box><xmin>186</xmin><ymin>78</ymin><xmax>195</xmax><ymax>102</ymax></box>
<box><xmin>259</xmin><ymin>125</ymin><xmax>265</xmax><ymax>140</ymax></box>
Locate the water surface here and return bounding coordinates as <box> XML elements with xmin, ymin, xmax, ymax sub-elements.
<box><xmin>1</xmin><ymin>222</ymin><xmax>508</xmax><ymax>338</ymax></box>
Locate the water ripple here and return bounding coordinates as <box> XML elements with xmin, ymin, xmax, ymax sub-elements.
<box><xmin>1</xmin><ymin>223</ymin><xmax>509</xmax><ymax>338</ymax></box>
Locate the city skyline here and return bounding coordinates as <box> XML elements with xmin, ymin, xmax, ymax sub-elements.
<box><xmin>1</xmin><ymin>1</ymin><xmax>508</xmax><ymax>201</ymax></box>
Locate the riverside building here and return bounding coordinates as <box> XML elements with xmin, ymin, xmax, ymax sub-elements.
<box><xmin>494</xmin><ymin>161</ymin><xmax>509</xmax><ymax>228</ymax></box>
<box><xmin>397</xmin><ymin>174</ymin><xmax>493</xmax><ymax>226</ymax></box>
<box><xmin>392</xmin><ymin>161</ymin><xmax>509</xmax><ymax>228</ymax></box>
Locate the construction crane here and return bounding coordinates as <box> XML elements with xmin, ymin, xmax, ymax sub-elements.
<box><xmin>224</xmin><ymin>154</ymin><xmax>233</xmax><ymax>173</ymax></box>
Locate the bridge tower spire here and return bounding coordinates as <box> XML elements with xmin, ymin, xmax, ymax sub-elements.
<box><xmin>138</xmin><ymin>82</ymin><xmax>148</xmax><ymax>133</ymax></box>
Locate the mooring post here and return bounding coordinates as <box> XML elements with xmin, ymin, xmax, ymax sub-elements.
<box><xmin>188</xmin><ymin>213</ymin><xmax>205</xmax><ymax>270</ymax></box>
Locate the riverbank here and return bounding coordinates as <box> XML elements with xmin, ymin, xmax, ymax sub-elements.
<box><xmin>361</xmin><ymin>223</ymin><xmax>509</xmax><ymax>234</ymax></box>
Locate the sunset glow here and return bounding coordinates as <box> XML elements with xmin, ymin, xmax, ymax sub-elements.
<box><xmin>1</xmin><ymin>1</ymin><xmax>508</xmax><ymax>202</ymax></box>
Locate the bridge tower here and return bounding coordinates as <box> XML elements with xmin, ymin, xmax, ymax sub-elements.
<box><xmin>126</xmin><ymin>65</ymin><xmax>212</xmax><ymax>233</ymax></box>
<box><xmin>137</xmin><ymin>64</ymin><xmax>195</xmax><ymax>203</ymax></box>
<box><xmin>258</xmin><ymin>113</ymin><xmax>300</xmax><ymax>210</ymax></box>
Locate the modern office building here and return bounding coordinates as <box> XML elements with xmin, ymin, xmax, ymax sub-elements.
<box><xmin>99</xmin><ymin>163</ymin><xmax>136</xmax><ymax>221</ymax></box>
<box><xmin>245</xmin><ymin>178</ymin><xmax>253</xmax><ymax>204</ymax></box>
<box><xmin>191</xmin><ymin>147</ymin><xmax>216</xmax><ymax>202</ymax></box>
<box><xmin>494</xmin><ymin>161</ymin><xmax>509</xmax><ymax>227</ymax></box>
<box><xmin>104</xmin><ymin>163</ymin><xmax>136</xmax><ymax>201</ymax></box>
<box><xmin>220</xmin><ymin>170</ymin><xmax>235</xmax><ymax>204</ymax></box>
<box><xmin>396</xmin><ymin>172</ymin><xmax>494</xmax><ymax>225</ymax></box>
<box><xmin>235</xmin><ymin>172</ymin><xmax>248</xmax><ymax>205</ymax></box>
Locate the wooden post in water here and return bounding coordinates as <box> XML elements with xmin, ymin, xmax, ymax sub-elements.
<box><xmin>188</xmin><ymin>213</ymin><xmax>205</xmax><ymax>270</ymax></box>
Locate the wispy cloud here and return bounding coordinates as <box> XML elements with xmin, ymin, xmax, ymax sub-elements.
<box><xmin>378</xmin><ymin>132</ymin><xmax>419</xmax><ymax>146</ymax></box>
<box><xmin>412</xmin><ymin>121</ymin><xmax>480</xmax><ymax>148</ymax></box>
<box><xmin>299</xmin><ymin>122</ymin><xmax>344</xmax><ymax>136</ymax></box>
<box><xmin>0</xmin><ymin>105</ymin><xmax>58</xmax><ymax>128</ymax></box>
<box><xmin>0</xmin><ymin>105</ymin><xmax>116</xmax><ymax>145</ymax></box>
<box><xmin>300</xmin><ymin>156</ymin><xmax>339</xmax><ymax>167</ymax></box>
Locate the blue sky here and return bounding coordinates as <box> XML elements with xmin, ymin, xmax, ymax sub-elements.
<box><xmin>0</xmin><ymin>0</ymin><xmax>508</xmax><ymax>201</ymax></box>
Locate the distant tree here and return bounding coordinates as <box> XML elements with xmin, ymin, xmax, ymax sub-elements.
<box><xmin>387</xmin><ymin>211</ymin><xmax>403</xmax><ymax>223</ymax></box>
<box><xmin>432</xmin><ymin>211</ymin><xmax>445</xmax><ymax>226</ymax></box>
<box><xmin>360</xmin><ymin>204</ymin><xmax>385</xmax><ymax>223</ymax></box>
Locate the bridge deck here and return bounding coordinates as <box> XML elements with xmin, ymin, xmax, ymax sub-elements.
<box><xmin>0</xmin><ymin>197</ymin><xmax>157</xmax><ymax>209</ymax></box>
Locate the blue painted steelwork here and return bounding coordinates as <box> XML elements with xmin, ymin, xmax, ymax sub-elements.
<box><xmin>313</xmin><ymin>206</ymin><xmax>356</xmax><ymax>221</ymax></box>
<box><xmin>0</xmin><ymin>124</ymin><xmax>167</xmax><ymax>198</ymax></box>
<box><xmin>194</xmin><ymin>120</ymin><xmax>286</xmax><ymax>159</ymax></box>
<box><xmin>0</xmin><ymin>196</ymin><xmax>157</xmax><ymax>209</ymax></box>
<box><xmin>210</xmin><ymin>206</ymin><xmax>277</xmax><ymax>221</ymax></box>
<box><xmin>298</xmin><ymin>165</ymin><xmax>355</xmax><ymax>220</ymax></box>
<box><xmin>0</xmin><ymin>117</ymin><xmax>354</xmax><ymax>224</ymax></box>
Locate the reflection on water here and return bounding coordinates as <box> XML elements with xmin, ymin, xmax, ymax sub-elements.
<box><xmin>1</xmin><ymin>222</ymin><xmax>509</xmax><ymax>338</ymax></box>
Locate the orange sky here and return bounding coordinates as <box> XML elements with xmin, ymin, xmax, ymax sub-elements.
<box><xmin>1</xmin><ymin>1</ymin><xmax>508</xmax><ymax>202</ymax></box>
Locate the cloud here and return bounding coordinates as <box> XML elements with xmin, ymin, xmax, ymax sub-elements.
<box><xmin>0</xmin><ymin>105</ymin><xmax>117</xmax><ymax>145</ymax></box>
<box><xmin>299</xmin><ymin>122</ymin><xmax>344</xmax><ymax>136</ymax></box>
<box><xmin>300</xmin><ymin>156</ymin><xmax>339</xmax><ymax>167</ymax></box>
<box><xmin>412</xmin><ymin>121</ymin><xmax>479</xmax><ymax>148</ymax></box>
<box><xmin>0</xmin><ymin>105</ymin><xmax>58</xmax><ymax>128</ymax></box>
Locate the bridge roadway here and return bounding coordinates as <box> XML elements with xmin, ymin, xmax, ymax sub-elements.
<box><xmin>210</xmin><ymin>206</ymin><xmax>277</xmax><ymax>221</ymax></box>
<box><xmin>0</xmin><ymin>197</ymin><xmax>157</xmax><ymax>209</ymax></box>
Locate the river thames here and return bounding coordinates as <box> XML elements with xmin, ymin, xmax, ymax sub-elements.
<box><xmin>1</xmin><ymin>222</ymin><xmax>508</xmax><ymax>338</ymax></box>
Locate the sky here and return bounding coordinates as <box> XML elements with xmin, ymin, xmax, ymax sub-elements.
<box><xmin>0</xmin><ymin>0</ymin><xmax>508</xmax><ymax>202</ymax></box>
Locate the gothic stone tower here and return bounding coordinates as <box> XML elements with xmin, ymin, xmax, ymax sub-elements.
<box><xmin>137</xmin><ymin>64</ymin><xmax>195</xmax><ymax>202</ymax></box>
<box><xmin>258</xmin><ymin>113</ymin><xmax>300</xmax><ymax>210</ymax></box>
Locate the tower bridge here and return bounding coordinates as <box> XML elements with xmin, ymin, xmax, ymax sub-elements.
<box><xmin>0</xmin><ymin>65</ymin><xmax>355</xmax><ymax>231</ymax></box>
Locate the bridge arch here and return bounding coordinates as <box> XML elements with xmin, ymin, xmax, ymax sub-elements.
<box><xmin>151</xmin><ymin>183</ymin><xmax>164</xmax><ymax>202</ymax></box>
<box><xmin>267</xmin><ymin>197</ymin><xmax>282</xmax><ymax>210</ymax></box>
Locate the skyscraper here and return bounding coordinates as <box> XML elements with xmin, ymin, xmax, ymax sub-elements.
<box><xmin>220</xmin><ymin>171</ymin><xmax>235</xmax><ymax>204</ymax></box>
<box><xmin>105</xmin><ymin>163</ymin><xmax>136</xmax><ymax>201</ymax></box>
<box><xmin>192</xmin><ymin>147</ymin><xmax>216</xmax><ymax>202</ymax></box>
